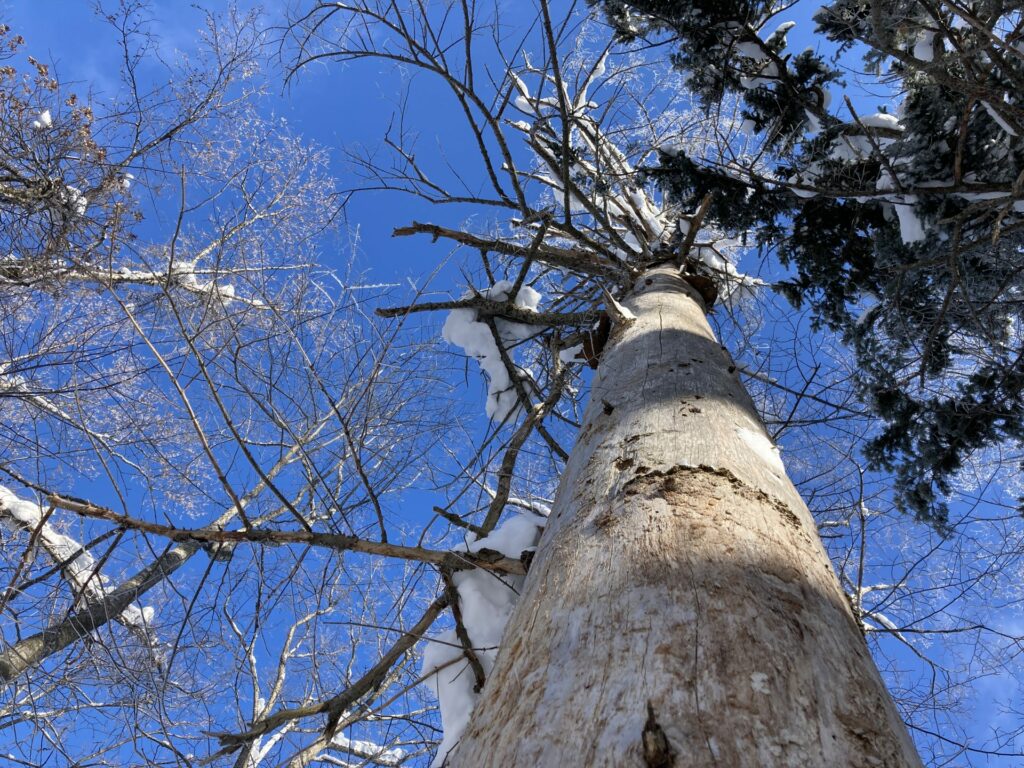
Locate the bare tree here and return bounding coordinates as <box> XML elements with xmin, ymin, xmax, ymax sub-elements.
<box><xmin>0</xmin><ymin>7</ymin><xmax>455</xmax><ymax>766</ymax></box>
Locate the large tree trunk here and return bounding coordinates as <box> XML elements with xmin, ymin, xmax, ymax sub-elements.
<box><xmin>448</xmin><ymin>266</ymin><xmax>922</xmax><ymax>767</ymax></box>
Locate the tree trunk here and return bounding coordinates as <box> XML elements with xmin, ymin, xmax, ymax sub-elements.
<box><xmin>447</xmin><ymin>266</ymin><xmax>922</xmax><ymax>767</ymax></box>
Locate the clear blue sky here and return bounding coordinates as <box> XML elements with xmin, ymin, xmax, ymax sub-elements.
<box><xmin>3</xmin><ymin>2</ymin><xmax>1021</xmax><ymax>766</ymax></box>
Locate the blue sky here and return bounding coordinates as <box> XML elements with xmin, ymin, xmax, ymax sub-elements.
<box><xmin>2</xmin><ymin>0</ymin><xmax>471</xmax><ymax>292</ymax></box>
<box><xmin>3</xmin><ymin>2</ymin><xmax>1023</xmax><ymax>766</ymax></box>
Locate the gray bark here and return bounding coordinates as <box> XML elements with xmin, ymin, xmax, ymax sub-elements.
<box><xmin>447</xmin><ymin>266</ymin><xmax>922</xmax><ymax>767</ymax></box>
<box><xmin>0</xmin><ymin>543</ymin><xmax>193</xmax><ymax>683</ymax></box>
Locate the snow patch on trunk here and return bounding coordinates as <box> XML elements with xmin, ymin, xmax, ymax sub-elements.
<box><xmin>736</xmin><ymin>428</ymin><xmax>785</xmax><ymax>475</ymax></box>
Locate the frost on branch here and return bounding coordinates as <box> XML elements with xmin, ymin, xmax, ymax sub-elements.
<box><xmin>441</xmin><ymin>280</ymin><xmax>542</xmax><ymax>422</ymax></box>
<box><xmin>508</xmin><ymin>57</ymin><xmax>761</xmax><ymax>305</ymax></box>
<box><xmin>421</xmin><ymin>514</ymin><xmax>543</xmax><ymax>766</ymax></box>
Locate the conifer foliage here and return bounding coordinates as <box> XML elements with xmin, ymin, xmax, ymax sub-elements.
<box><xmin>597</xmin><ymin>0</ymin><xmax>1024</xmax><ymax>523</ymax></box>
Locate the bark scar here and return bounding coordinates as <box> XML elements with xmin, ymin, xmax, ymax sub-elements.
<box><xmin>623</xmin><ymin>464</ymin><xmax>800</xmax><ymax>529</ymax></box>
<box><xmin>642</xmin><ymin>701</ymin><xmax>676</xmax><ymax>768</ymax></box>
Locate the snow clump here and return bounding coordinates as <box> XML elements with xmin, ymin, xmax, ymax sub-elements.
<box><xmin>32</xmin><ymin>110</ymin><xmax>52</xmax><ymax>129</ymax></box>
<box><xmin>420</xmin><ymin>513</ymin><xmax>544</xmax><ymax>766</ymax></box>
<box><xmin>441</xmin><ymin>280</ymin><xmax>542</xmax><ymax>422</ymax></box>
<box><xmin>0</xmin><ymin>484</ymin><xmax>155</xmax><ymax>634</ymax></box>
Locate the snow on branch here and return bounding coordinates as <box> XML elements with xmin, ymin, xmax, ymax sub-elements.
<box><xmin>0</xmin><ymin>484</ymin><xmax>155</xmax><ymax>639</ymax></box>
<box><xmin>441</xmin><ymin>280</ymin><xmax>542</xmax><ymax>422</ymax></box>
<box><xmin>328</xmin><ymin>730</ymin><xmax>407</xmax><ymax>766</ymax></box>
<box><xmin>506</xmin><ymin>61</ymin><xmax>762</xmax><ymax>303</ymax></box>
<box><xmin>421</xmin><ymin>514</ymin><xmax>543</xmax><ymax>767</ymax></box>
<box><xmin>0</xmin><ymin>369</ymin><xmax>111</xmax><ymax>441</ymax></box>
<box><xmin>0</xmin><ymin>257</ymin><xmax>259</xmax><ymax>308</ymax></box>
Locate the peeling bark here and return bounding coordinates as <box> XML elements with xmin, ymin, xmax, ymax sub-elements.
<box><xmin>447</xmin><ymin>266</ymin><xmax>921</xmax><ymax>767</ymax></box>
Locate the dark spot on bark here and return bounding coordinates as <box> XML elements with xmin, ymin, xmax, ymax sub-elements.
<box><xmin>471</xmin><ymin>547</ymin><xmax>507</xmax><ymax>564</ymax></box>
<box><xmin>680</xmin><ymin>272</ymin><xmax>718</xmax><ymax>309</ymax></box>
<box><xmin>582</xmin><ymin>314</ymin><xmax>612</xmax><ymax>369</ymax></box>
<box><xmin>728</xmin><ymin>365</ymin><xmax>737</xmax><ymax>373</ymax></box>
<box><xmin>778</xmin><ymin>505</ymin><xmax>801</xmax><ymax>529</ymax></box>
<box><xmin>642</xmin><ymin>702</ymin><xmax>675</xmax><ymax>768</ymax></box>
<box><xmin>520</xmin><ymin>549</ymin><xmax>535</xmax><ymax>572</ymax></box>
<box><xmin>645</xmin><ymin>278</ymin><xmax>653</xmax><ymax>285</ymax></box>
<box><xmin>768</xmin><ymin>564</ymin><xmax>803</xmax><ymax>585</ymax></box>
<box><xmin>689</xmin><ymin>407</ymin><xmax>702</xmax><ymax>414</ymax></box>
<box><xmin>615</xmin><ymin>457</ymin><xmax>635</xmax><ymax>471</ymax></box>
<box><xmin>603</xmin><ymin>400</ymin><xmax>615</xmax><ymax>415</ymax></box>
<box><xmin>593</xmin><ymin>507</ymin><xmax>616</xmax><ymax>530</ymax></box>
<box><xmin>835</xmin><ymin>706</ymin><xmax>907</xmax><ymax>765</ymax></box>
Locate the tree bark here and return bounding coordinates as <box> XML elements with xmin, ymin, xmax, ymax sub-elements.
<box><xmin>446</xmin><ymin>266</ymin><xmax>922</xmax><ymax>767</ymax></box>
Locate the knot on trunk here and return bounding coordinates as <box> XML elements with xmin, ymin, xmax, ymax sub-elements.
<box><xmin>642</xmin><ymin>701</ymin><xmax>676</xmax><ymax>768</ymax></box>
